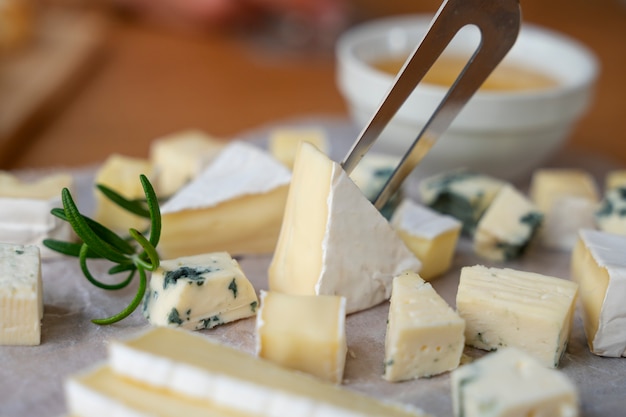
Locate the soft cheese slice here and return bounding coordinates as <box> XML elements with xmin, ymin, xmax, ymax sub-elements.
<box><xmin>457</xmin><ymin>265</ymin><xmax>578</xmax><ymax>368</ymax></box>
<box><xmin>473</xmin><ymin>185</ymin><xmax>543</xmax><ymax>261</ymax></box>
<box><xmin>268</xmin><ymin>142</ymin><xmax>421</xmax><ymax>314</ymax></box>
<box><xmin>595</xmin><ymin>187</ymin><xmax>626</xmax><ymax>235</ymax></box>
<box><xmin>419</xmin><ymin>169</ymin><xmax>505</xmax><ymax>235</ymax></box>
<box><xmin>94</xmin><ymin>154</ymin><xmax>154</xmax><ymax>234</ymax></box>
<box><xmin>384</xmin><ymin>271</ymin><xmax>464</xmax><ymax>382</ymax></box>
<box><xmin>66</xmin><ymin>364</ymin><xmax>259</xmax><ymax>417</ymax></box>
<box><xmin>159</xmin><ymin>141</ymin><xmax>291</xmax><ymax>257</ymax></box>
<box><xmin>0</xmin><ymin>172</ymin><xmax>74</xmax><ymax>258</ymax></box>
<box><xmin>150</xmin><ymin>129</ymin><xmax>225</xmax><ymax>197</ymax></box>
<box><xmin>256</xmin><ymin>291</ymin><xmax>347</xmax><ymax>384</ymax></box>
<box><xmin>269</xmin><ymin>127</ymin><xmax>329</xmax><ymax>169</ymax></box>
<box><xmin>571</xmin><ymin>229</ymin><xmax>626</xmax><ymax>357</ymax></box>
<box><xmin>529</xmin><ymin>169</ymin><xmax>599</xmax><ymax>250</ymax></box>
<box><xmin>451</xmin><ymin>347</ymin><xmax>579</xmax><ymax>417</ymax></box>
<box><xmin>143</xmin><ymin>252</ymin><xmax>258</xmax><ymax>330</ymax></box>
<box><xmin>0</xmin><ymin>243</ymin><xmax>42</xmax><ymax>345</ymax></box>
<box><xmin>109</xmin><ymin>327</ymin><xmax>431</xmax><ymax>417</ymax></box>
<box><xmin>390</xmin><ymin>199</ymin><xmax>461</xmax><ymax>280</ymax></box>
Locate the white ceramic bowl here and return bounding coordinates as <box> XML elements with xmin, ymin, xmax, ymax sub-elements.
<box><xmin>335</xmin><ymin>15</ymin><xmax>599</xmax><ymax>181</ymax></box>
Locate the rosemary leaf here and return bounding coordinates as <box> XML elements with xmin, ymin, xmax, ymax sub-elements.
<box><xmin>96</xmin><ymin>183</ymin><xmax>151</xmax><ymax>218</ymax></box>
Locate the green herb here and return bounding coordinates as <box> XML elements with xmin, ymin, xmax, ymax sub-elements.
<box><xmin>43</xmin><ymin>174</ymin><xmax>161</xmax><ymax>325</ymax></box>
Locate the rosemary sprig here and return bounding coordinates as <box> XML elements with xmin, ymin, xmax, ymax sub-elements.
<box><xmin>43</xmin><ymin>174</ymin><xmax>161</xmax><ymax>325</ymax></box>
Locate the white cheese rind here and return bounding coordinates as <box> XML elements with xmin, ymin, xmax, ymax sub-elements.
<box><xmin>0</xmin><ymin>243</ymin><xmax>42</xmax><ymax>345</ymax></box>
<box><xmin>384</xmin><ymin>272</ymin><xmax>464</xmax><ymax>381</ymax></box>
<box><xmin>456</xmin><ymin>265</ymin><xmax>578</xmax><ymax>368</ymax></box>
<box><xmin>108</xmin><ymin>327</ymin><xmax>431</xmax><ymax>417</ymax></box>
<box><xmin>451</xmin><ymin>347</ymin><xmax>579</xmax><ymax>417</ymax></box>
<box><xmin>473</xmin><ymin>185</ymin><xmax>543</xmax><ymax>261</ymax></box>
<box><xmin>269</xmin><ymin>142</ymin><xmax>421</xmax><ymax>314</ymax></box>
<box><xmin>390</xmin><ymin>199</ymin><xmax>461</xmax><ymax>280</ymax></box>
<box><xmin>158</xmin><ymin>141</ymin><xmax>291</xmax><ymax>257</ymax></box>
<box><xmin>256</xmin><ymin>290</ymin><xmax>347</xmax><ymax>384</ymax></box>
<box><xmin>143</xmin><ymin>252</ymin><xmax>258</xmax><ymax>330</ymax></box>
<box><xmin>571</xmin><ymin>229</ymin><xmax>626</xmax><ymax>357</ymax></box>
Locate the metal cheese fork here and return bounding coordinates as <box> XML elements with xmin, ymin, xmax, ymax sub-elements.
<box><xmin>341</xmin><ymin>0</ymin><xmax>521</xmax><ymax>210</ymax></box>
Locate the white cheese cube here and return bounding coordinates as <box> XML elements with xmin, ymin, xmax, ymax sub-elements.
<box><xmin>571</xmin><ymin>229</ymin><xmax>626</xmax><ymax>357</ymax></box>
<box><xmin>93</xmin><ymin>154</ymin><xmax>154</xmax><ymax>234</ymax></box>
<box><xmin>456</xmin><ymin>265</ymin><xmax>578</xmax><ymax>368</ymax></box>
<box><xmin>384</xmin><ymin>272</ymin><xmax>464</xmax><ymax>382</ymax></box>
<box><xmin>390</xmin><ymin>199</ymin><xmax>461</xmax><ymax>280</ymax></box>
<box><xmin>150</xmin><ymin>129</ymin><xmax>225</xmax><ymax>197</ymax></box>
<box><xmin>269</xmin><ymin>142</ymin><xmax>421</xmax><ymax>314</ymax></box>
<box><xmin>256</xmin><ymin>291</ymin><xmax>347</xmax><ymax>384</ymax></box>
<box><xmin>159</xmin><ymin>141</ymin><xmax>291</xmax><ymax>257</ymax></box>
<box><xmin>108</xmin><ymin>328</ymin><xmax>432</xmax><ymax>417</ymax></box>
<box><xmin>268</xmin><ymin>127</ymin><xmax>328</xmax><ymax>169</ymax></box>
<box><xmin>529</xmin><ymin>169</ymin><xmax>599</xmax><ymax>250</ymax></box>
<box><xmin>65</xmin><ymin>364</ymin><xmax>253</xmax><ymax>417</ymax></box>
<box><xmin>473</xmin><ymin>185</ymin><xmax>543</xmax><ymax>261</ymax></box>
<box><xmin>0</xmin><ymin>243</ymin><xmax>42</xmax><ymax>345</ymax></box>
<box><xmin>419</xmin><ymin>169</ymin><xmax>505</xmax><ymax>235</ymax></box>
<box><xmin>0</xmin><ymin>172</ymin><xmax>75</xmax><ymax>258</ymax></box>
<box><xmin>143</xmin><ymin>252</ymin><xmax>258</xmax><ymax>330</ymax></box>
<box><xmin>595</xmin><ymin>187</ymin><xmax>626</xmax><ymax>235</ymax></box>
<box><xmin>451</xmin><ymin>347</ymin><xmax>579</xmax><ymax>417</ymax></box>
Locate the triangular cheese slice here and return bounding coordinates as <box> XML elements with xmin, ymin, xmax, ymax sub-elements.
<box><xmin>269</xmin><ymin>142</ymin><xmax>421</xmax><ymax>314</ymax></box>
<box><xmin>159</xmin><ymin>141</ymin><xmax>291</xmax><ymax>258</ymax></box>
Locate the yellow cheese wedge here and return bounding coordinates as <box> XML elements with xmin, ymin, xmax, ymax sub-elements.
<box><xmin>0</xmin><ymin>171</ymin><xmax>73</xmax><ymax>199</ymax></box>
<box><xmin>93</xmin><ymin>154</ymin><xmax>154</xmax><ymax>234</ymax></box>
<box><xmin>384</xmin><ymin>271</ymin><xmax>464</xmax><ymax>381</ymax></box>
<box><xmin>268</xmin><ymin>142</ymin><xmax>421</xmax><ymax>314</ymax></box>
<box><xmin>605</xmin><ymin>170</ymin><xmax>626</xmax><ymax>190</ymax></box>
<box><xmin>108</xmin><ymin>327</ymin><xmax>432</xmax><ymax>417</ymax></box>
<box><xmin>256</xmin><ymin>290</ymin><xmax>347</xmax><ymax>384</ymax></box>
<box><xmin>457</xmin><ymin>265</ymin><xmax>578</xmax><ymax>368</ymax></box>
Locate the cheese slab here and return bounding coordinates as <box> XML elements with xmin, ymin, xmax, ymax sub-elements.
<box><xmin>66</xmin><ymin>364</ymin><xmax>257</xmax><ymax>417</ymax></box>
<box><xmin>268</xmin><ymin>127</ymin><xmax>328</xmax><ymax>169</ymax></box>
<box><xmin>159</xmin><ymin>141</ymin><xmax>291</xmax><ymax>257</ymax></box>
<box><xmin>529</xmin><ymin>169</ymin><xmax>599</xmax><ymax>250</ymax></box>
<box><xmin>143</xmin><ymin>252</ymin><xmax>258</xmax><ymax>330</ymax></box>
<box><xmin>473</xmin><ymin>185</ymin><xmax>543</xmax><ymax>261</ymax></box>
<box><xmin>456</xmin><ymin>265</ymin><xmax>578</xmax><ymax>368</ymax></box>
<box><xmin>108</xmin><ymin>327</ymin><xmax>432</xmax><ymax>417</ymax></box>
<box><xmin>390</xmin><ymin>199</ymin><xmax>461</xmax><ymax>280</ymax></box>
<box><xmin>418</xmin><ymin>169</ymin><xmax>505</xmax><ymax>235</ymax></box>
<box><xmin>451</xmin><ymin>347</ymin><xmax>579</xmax><ymax>417</ymax></box>
<box><xmin>595</xmin><ymin>187</ymin><xmax>626</xmax><ymax>236</ymax></box>
<box><xmin>571</xmin><ymin>229</ymin><xmax>626</xmax><ymax>357</ymax></box>
<box><xmin>256</xmin><ymin>291</ymin><xmax>347</xmax><ymax>384</ymax></box>
<box><xmin>0</xmin><ymin>171</ymin><xmax>74</xmax><ymax>258</ymax></box>
<box><xmin>149</xmin><ymin>129</ymin><xmax>225</xmax><ymax>197</ymax></box>
<box><xmin>269</xmin><ymin>142</ymin><xmax>421</xmax><ymax>314</ymax></box>
<box><xmin>384</xmin><ymin>272</ymin><xmax>464</xmax><ymax>382</ymax></box>
<box><xmin>0</xmin><ymin>243</ymin><xmax>42</xmax><ymax>345</ymax></box>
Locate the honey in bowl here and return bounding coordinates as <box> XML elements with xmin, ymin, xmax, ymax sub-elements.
<box><xmin>372</xmin><ymin>54</ymin><xmax>559</xmax><ymax>92</ymax></box>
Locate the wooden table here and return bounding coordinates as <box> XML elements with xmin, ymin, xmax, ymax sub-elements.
<box><xmin>5</xmin><ymin>0</ymin><xmax>626</xmax><ymax>170</ymax></box>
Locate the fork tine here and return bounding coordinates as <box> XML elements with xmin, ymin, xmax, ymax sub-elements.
<box><xmin>341</xmin><ymin>0</ymin><xmax>521</xmax><ymax>210</ymax></box>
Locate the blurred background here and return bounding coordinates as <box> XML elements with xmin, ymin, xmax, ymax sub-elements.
<box><xmin>1</xmin><ymin>0</ymin><xmax>625</xmax><ymax>170</ymax></box>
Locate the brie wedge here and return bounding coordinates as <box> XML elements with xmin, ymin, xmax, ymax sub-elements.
<box><xmin>159</xmin><ymin>141</ymin><xmax>291</xmax><ymax>257</ymax></box>
<box><xmin>269</xmin><ymin>142</ymin><xmax>421</xmax><ymax>314</ymax></box>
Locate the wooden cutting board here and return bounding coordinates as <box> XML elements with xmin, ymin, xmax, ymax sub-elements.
<box><xmin>0</xmin><ymin>8</ymin><xmax>107</xmax><ymax>168</ymax></box>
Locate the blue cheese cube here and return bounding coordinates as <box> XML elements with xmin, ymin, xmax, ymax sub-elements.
<box><xmin>0</xmin><ymin>243</ymin><xmax>42</xmax><ymax>345</ymax></box>
<box><xmin>473</xmin><ymin>185</ymin><xmax>543</xmax><ymax>261</ymax></box>
<box><xmin>418</xmin><ymin>170</ymin><xmax>505</xmax><ymax>235</ymax></box>
<box><xmin>143</xmin><ymin>252</ymin><xmax>258</xmax><ymax>330</ymax></box>
<box><xmin>595</xmin><ymin>187</ymin><xmax>626</xmax><ymax>236</ymax></box>
<box><xmin>451</xmin><ymin>347</ymin><xmax>579</xmax><ymax>417</ymax></box>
